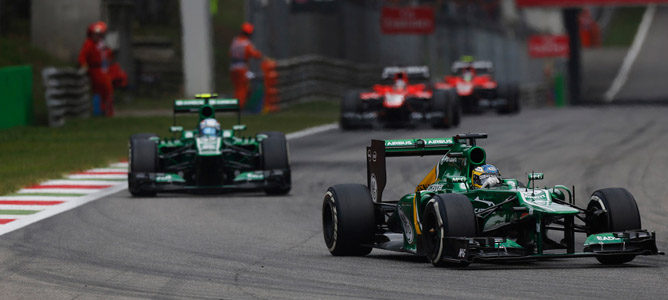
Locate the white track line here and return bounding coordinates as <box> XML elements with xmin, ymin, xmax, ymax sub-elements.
<box><xmin>16</xmin><ymin>188</ymin><xmax>100</xmax><ymax>194</ymax></box>
<box><xmin>0</xmin><ymin>195</ymin><xmax>74</xmax><ymax>201</ymax></box>
<box><xmin>286</xmin><ymin>122</ymin><xmax>338</xmax><ymax>140</ymax></box>
<box><xmin>604</xmin><ymin>4</ymin><xmax>656</xmax><ymax>102</ymax></box>
<box><xmin>67</xmin><ymin>174</ymin><xmax>126</xmax><ymax>180</ymax></box>
<box><xmin>41</xmin><ymin>180</ymin><xmax>124</xmax><ymax>186</ymax></box>
<box><xmin>0</xmin><ymin>184</ymin><xmax>127</xmax><ymax>236</ymax></box>
<box><xmin>84</xmin><ymin>168</ymin><xmax>128</xmax><ymax>173</ymax></box>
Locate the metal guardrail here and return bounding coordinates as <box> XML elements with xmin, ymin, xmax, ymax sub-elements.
<box><xmin>273</xmin><ymin>55</ymin><xmax>550</xmax><ymax>108</ymax></box>
<box><xmin>274</xmin><ymin>55</ymin><xmax>382</xmax><ymax>106</ymax></box>
<box><xmin>42</xmin><ymin>67</ymin><xmax>90</xmax><ymax>127</ymax></box>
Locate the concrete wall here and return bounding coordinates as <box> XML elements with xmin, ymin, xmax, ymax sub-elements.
<box><xmin>31</xmin><ymin>0</ymin><xmax>102</xmax><ymax>63</ymax></box>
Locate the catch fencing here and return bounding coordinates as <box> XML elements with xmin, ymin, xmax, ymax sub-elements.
<box><xmin>42</xmin><ymin>67</ymin><xmax>90</xmax><ymax>127</ymax></box>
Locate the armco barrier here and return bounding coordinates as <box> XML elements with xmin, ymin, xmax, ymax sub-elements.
<box><xmin>0</xmin><ymin>65</ymin><xmax>33</xmax><ymax>129</ymax></box>
<box><xmin>42</xmin><ymin>67</ymin><xmax>90</xmax><ymax>127</ymax></box>
<box><xmin>274</xmin><ymin>55</ymin><xmax>381</xmax><ymax>107</ymax></box>
<box><xmin>273</xmin><ymin>55</ymin><xmax>547</xmax><ymax>108</ymax></box>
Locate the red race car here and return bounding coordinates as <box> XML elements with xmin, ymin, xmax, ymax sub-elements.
<box><xmin>434</xmin><ymin>60</ymin><xmax>520</xmax><ymax>114</ymax></box>
<box><xmin>341</xmin><ymin>66</ymin><xmax>460</xmax><ymax>130</ymax></box>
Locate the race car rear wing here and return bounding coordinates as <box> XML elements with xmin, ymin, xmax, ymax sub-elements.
<box><xmin>366</xmin><ymin>134</ymin><xmax>487</xmax><ymax>203</ymax></box>
<box><xmin>173</xmin><ymin>98</ymin><xmax>240</xmax><ymax>114</ymax></box>
<box><xmin>173</xmin><ymin>95</ymin><xmax>241</xmax><ymax>124</ymax></box>
<box><xmin>381</xmin><ymin>66</ymin><xmax>430</xmax><ymax>80</ymax></box>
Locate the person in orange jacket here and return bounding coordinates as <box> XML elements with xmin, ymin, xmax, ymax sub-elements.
<box><xmin>229</xmin><ymin>22</ymin><xmax>266</xmax><ymax>108</ymax></box>
<box><xmin>78</xmin><ymin>21</ymin><xmax>115</xmax><ymax>117</ymax></box>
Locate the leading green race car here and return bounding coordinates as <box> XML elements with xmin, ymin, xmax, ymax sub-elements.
<box><xmin>128</xmin><ymin>94</ymin><xmax>291</xmax><ymax>196</ymax></box>
<box><xmin>322</xmin><ymin>133</ymin><xmax>662</xmax><ymax>267</ymax></box>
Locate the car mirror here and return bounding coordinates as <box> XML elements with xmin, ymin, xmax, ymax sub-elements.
<box><xmin>447</xmin><ymin>176</ymin><xmax>467</xmax><ymax>183</ymax></box>
<box><xmin>170</xmin><ymin>126</ymin><xmax>183</xmax><ymax>133</ymax></box>
<box><xmin>528</xmin><ymin>173</ymin><xmax>544</xmax><ymax>181</ymax></box>
<box><xmin>233</xmin><ymin>125</ymin><xmax>247</xmax><ymax>131</ymax></box>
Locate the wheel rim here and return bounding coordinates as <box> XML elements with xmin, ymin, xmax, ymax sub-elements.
<box><xmin>322</xmin><ymin>196</ymin><xmax>337</xmax><ymax>250</ymax></box>
<box><xmin>423</xmin><ymin>203</ymin><xmax>443</xmax><ymax>262</ymax></box>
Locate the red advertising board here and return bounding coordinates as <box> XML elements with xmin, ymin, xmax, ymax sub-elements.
<box><xmin>528</xmin><ymin>35</ymin><xmax>570</xmax><ymax>58</ymax></box>
<box><xmin>381</xmin><ymin>6</ymin><xmax>435</xmax><ymax>34</ymax></box>
<box><xmin>517</xmin><ymin>0</ymin><xmax>668</xmax><ymax>7</ymax></box>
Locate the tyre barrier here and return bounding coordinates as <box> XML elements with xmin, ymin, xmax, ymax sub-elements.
<box><xmin>42</xmin><ymin>67</ymin><xmax>91</xmax><ymax>127</ymax></box>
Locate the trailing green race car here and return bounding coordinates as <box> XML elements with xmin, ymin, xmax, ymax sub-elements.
<box><xmin>322</xmin><ymin>133</ymin><xmax>662</xmax><ymax>267</ymax></box>
<box><xmin>128</xmin><ymin>94</ymin><xmax>290</xmax><ymax>196</ymax></box>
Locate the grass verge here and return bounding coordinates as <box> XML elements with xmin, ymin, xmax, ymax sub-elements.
<box><xmin>0</xmin><ymin>100</ymin><xmax>339</xmax><ymax>195</ymax></box>
<box><xmin>602</xmin><ymin>7</ymin><xmax>646</xmax><ymax>47</ymax></box>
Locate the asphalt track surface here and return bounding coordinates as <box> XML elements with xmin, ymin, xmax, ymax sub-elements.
<box><xmin>1</xmin><ymin>107</ymin><xmax>667</xmax><ymax>299</ymax></box>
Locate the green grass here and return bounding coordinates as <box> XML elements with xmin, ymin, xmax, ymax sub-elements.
<box><xmin>602</xmin><ymin>7</ymin><xmax>646</xmax><ymax>47</ymax></box>
<box><xmin>0</xmin><ymin>100</ymin><xmax>339</xmax><ymax>195</ymax></box>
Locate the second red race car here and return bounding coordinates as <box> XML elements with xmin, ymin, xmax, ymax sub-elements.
<box><xmin>434</xmin><ymin>59</ymin><xmax>520</xmax><ymax>114</ymax></box>
<box><xmin>340</xmin><ymin>66</ymin><xmax>460</xmax><ymax>130</ymax></box>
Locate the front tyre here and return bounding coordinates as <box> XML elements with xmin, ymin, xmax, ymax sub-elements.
<box><xmin>422</xmin><ymin>193</ymin><xmax>476</xmax><ymax>267</ymax></box>
<box><xmin>322</xmin><ymin>184</ymin><xmax>375</xmax><ymax>256</ymax></box>
<box><xmin>261</xmin><ymin>132</ymin><xmax>291</xmax><ymax>195</ymax></box>
<box><xmin>586</xmin><ymin>188</ymin><xmax>641</xmax><ymax>265</ymax></box>
<box><xmin>128</xmin><ymin>133</ymin><xmax>158</xmax><ymax>197</ymax></box>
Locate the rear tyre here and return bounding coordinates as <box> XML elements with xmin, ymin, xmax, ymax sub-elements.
<box><xmin>322</xmin><ymin>184</ymin><xmax>375</xmax><ymax>256</ymax></box>
<box><xmin>128</xmin><ymin>133</ymin><xmax>158</xmax><ymax>197</ymax></box>
<box><xmin>431</xmin><ymin>90</ymin><xmax>453</xmax><ymax>128</ymax></box>
<box><xmin>340</xmin><ymin>90</ymin><xmax>362</xmax><ymax>130</ymax></box>
<box><xmin>497</xmin><ymin>84</ymin><xmax>521</xmax><ymax>114</ymax></box>
<box><xmin>422</xmin><ymin>193</ymin><xmax>476</xmax><ymax>267</ymax></box>
<box><xmin>261</xmin><ymin>132</ymin><xmax>291</xmax><ymax>195</ymax></box>
<box><xmin>586</xmin><ymin>188</ymin><xmax>641</xmax><ymax>265</ymax></box>
<box><xmin>452</xmin><ymin>93</ymin><xmax>462</xmax><ymax>127</ymax></box>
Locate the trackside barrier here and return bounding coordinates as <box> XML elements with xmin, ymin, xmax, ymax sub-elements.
<box><xmin>42</xmin><ymin>67</ymin><xmax>90</xmax><ymax>127</ymax></box>
<box><xmin>273</xmin><ymin>55</ymin><xmax>550</xmax><ymax>109</ymax></box>
<box><xmin>520</xmin><ymin>83</ymin><xmax>550</xmax><ymax>107</ymax></box>
<box><xmin>273</xmin><ymin>55</ymin><xmax>382</xmax><ymax>107</ymax></box>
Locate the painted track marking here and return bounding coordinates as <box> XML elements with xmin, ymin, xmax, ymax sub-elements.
<box><xmin>604</xmin><ymin>4</ymin><xmax>656</xmax><ymax>102</ymax></box>
<box><xmin>0</xmin><ymin>162</ymin><xmax>128</xmax><ymax>236</ymax></box>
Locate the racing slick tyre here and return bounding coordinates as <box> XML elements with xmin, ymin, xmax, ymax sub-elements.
<box><xmin>497</xmin><ymin>84</ymin><xmax>520</xmax><ymax>115</ymax></box>
<box><xmin>452</xmin><ymin>95</ymin><xmax>462</xmax><ymax>127</ymax></box>
<box><xmin>128</xmin><ymin>133</ymin><xmax>158</xmax><ymax>197</ymax></box>
<box><xmin>422</xmin><ymin>193</ymin><xmax>476</xmax><ymax>267</ymax></box>
<box><xmin>261</xmin><ymin>132</ymin><xmax>291</xmax><ymax>195</ymax></box>
<box><xmin>340</xmin><ymin>90</ymin><xmax>364</xmax><ymax>130</ymax></box>
<box><xmin>322</xmin><ymin>184</ymin><xmax>375</xmax><ymax>256</ymax></box>
<box><xmin>431</xmin><ymin>90</ymin><xmax>454</xmax><ymax>128</ymax></box>
<box><xmin>586</xmin><ymin>188</ymin><xmax>641</xmax><ymax>265</ymax></box>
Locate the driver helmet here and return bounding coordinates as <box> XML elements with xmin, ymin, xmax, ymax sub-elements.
<box><xmin>463</xmin><ymin>67</ymin><xmax>475</xmax><ymax>81</ymax></box>
<box><xmin>198</xmin><ymin>118</ymin><xmax>220</xmax><ymax>137</ymax></box>
<box><xmin>472</xmin><ymin>164</ymin><xmax>502</xmax><ymax>189</ymax></box>
<box><xmin>394</xmin><ymin>72</ymin><xmax>407</xmax><ymax>90</ymax></box>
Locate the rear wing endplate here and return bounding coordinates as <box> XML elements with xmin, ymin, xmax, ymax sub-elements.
<box><xmin>366</xmin><ymin>138</ymin><xmax>454</xmax><ymax>203</ymax></box>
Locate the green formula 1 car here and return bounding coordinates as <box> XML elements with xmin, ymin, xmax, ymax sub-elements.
<box><xmin>128</xmin><ymin>94</ymin><xmax>290</xmax><ymax>196</ymax></box>
<box><xmin>322</xmin><ymin>133</ymin><xmax>662</xmax><ymax>267</ymax></box>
